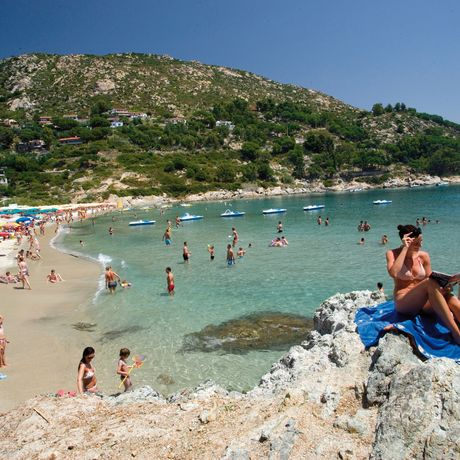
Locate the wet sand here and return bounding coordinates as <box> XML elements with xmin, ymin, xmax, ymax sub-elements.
<box><xmin>0</xmin><ymin>229</ymin><xmax>101</xmax><ymax>412</ymax></box>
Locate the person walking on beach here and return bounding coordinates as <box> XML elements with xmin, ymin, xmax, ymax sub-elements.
<box><xmin>227</xmin><ymin>244</ymin><xmax>235</xmax><ymax>266</ymax></box>
<box><xmin>183</xmin><ymin>242</ymin><xmax>191</xmax><ymax>263</ymax></box>
<box><xmin>166</xmin><ymin>267</ymin><xmax>175</xmax><ymax>296</ymax></box>
<box><xmin>117</xmin><ymin>348</ymin><xmax>133</xmax><ymax>392</ymax></box>
<box><xmin>17</xmin><ymin>256</ymin><xmax>31</xmax><ymax>290</ymax></box>
<box><xmin>0</xmin><ymin>315</ymin><xmax>9</xmax><ymax>368</ymax></box>
<box><xmin>232</xmin><ymin>227</ymin><xmax>239</xmax><ymax>248</ymax></box>
<box><xmin>77</xmin><ymin>346</ymin><xmax>98</xmax><ymax>394</ymax></box>
<box><xmin>105</xmin><ymin>266</ymin><xmax>121</xmax><ymax>294</ymax></box>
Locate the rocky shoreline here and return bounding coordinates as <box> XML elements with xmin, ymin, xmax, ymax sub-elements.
<box><xmin>2</xmin><ymin>290</ymin><xmax>459</xmax><ymax>459</ymax></box>
<box><xmin>110</xmin><ymin>174</ymin><xmax>460</xmax><ymax>209</ymax></box>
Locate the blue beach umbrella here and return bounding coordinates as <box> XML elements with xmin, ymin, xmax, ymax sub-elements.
<box><xmin>16</xmin><ymin>217</ymin><xmax>32</xmax><ymax>223</ymax></box>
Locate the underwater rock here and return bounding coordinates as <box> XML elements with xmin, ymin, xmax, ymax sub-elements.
<box><xmin>99</xmin><ymin>325</ymin><xmax>146</xmax><ymax>342</ymax></box>
<box><xmin>72</xmin><ymin>322</ymin><xmax>97</xmax><ymax>332</ymax></box>
<box><xmin>157</xmin><ymin>373</ymin><xmax>175</xmax><ymax>385</ymax></box>
<box><xmin>182</xmin><ymin>312</ymin><xmax>313</xmax><ymax>354</ymax></box>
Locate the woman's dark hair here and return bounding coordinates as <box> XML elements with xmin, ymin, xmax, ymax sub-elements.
<box><xmin>397</xmin><ymin>224</ymin><xmax>422</xmax><ymax>239</ymax></box>
<box><xmin>80</xmin><ymin>346</ymin><xmax>95</xmax><ymax>366</ymax></box>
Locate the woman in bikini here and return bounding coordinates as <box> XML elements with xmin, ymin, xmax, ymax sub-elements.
<box><xmin>17</xmin><ymin>256</ymin><xmax>31</xmax><ymax>290</ymax></box>
<box><xmin>77</xmin><ymin>346</ymin><xmax>98</xmax><ymax>394</ymax></box>
<box><xmin>386</xmin><ymin>224</ymin><xmax>460</xmax><ymax>344</ymax></box>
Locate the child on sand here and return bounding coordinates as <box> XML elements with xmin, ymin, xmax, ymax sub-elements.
<box><xmin>117</xmin><ymin>348</ymin><xmax>133</xmax><ymax>392</ymax></box>
<box><xmin>166</xmin><ymin>267</ymin><xmax>175</xmax><ymax>295</ymax></box>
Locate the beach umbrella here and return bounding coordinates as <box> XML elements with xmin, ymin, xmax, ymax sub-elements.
<box><xmin>16</xmin><ymin>217</ymin><xmax>32</xmax><ymax>223</ymax></box>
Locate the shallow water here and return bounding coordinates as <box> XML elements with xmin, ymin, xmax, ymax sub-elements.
<box><xmin>56</xmin><ymin>185</ymin><xmax>460</xmax><ymax>394</ymax></box>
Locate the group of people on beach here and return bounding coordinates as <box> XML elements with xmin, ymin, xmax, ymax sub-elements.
<box><xmin>77</xmin><ymin>346</ymin><xmax>142</xmax><ymax>394</ymax></box>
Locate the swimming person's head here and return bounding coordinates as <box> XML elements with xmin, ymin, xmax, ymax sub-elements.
<box><xmin>377</xmin><ymin>282</ymin><xmax>383</xmax><ymax>291</ymax></box>
<box><xmin>397</xmin><ymin>224</ymin><xmax>422</xmax><ymax>239</ymax></box>
<box><xmin>119</xmin><ymin>348</ymin><xmax>130</xmax><ymax>359</ymax></box>
<box><xmin>80</xmin><ymin>346</ymin><xmax>95</xmax><ymax>365</ymax></box>
<box><xmin>166</xmin><ymin>267</ymin><xmax>171</xmax><ymax>273</ymax></box>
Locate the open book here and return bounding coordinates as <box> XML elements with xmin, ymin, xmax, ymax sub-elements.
<box><xmin>429</xmin><ymin>271</ymin><xmax>460</xmax><ymax>288</ymax></box>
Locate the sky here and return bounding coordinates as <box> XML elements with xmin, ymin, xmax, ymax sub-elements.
<box><xmin>1</xmin><ymin>0</ymin><xmax>460</xmax><ymax>121</ymax></box>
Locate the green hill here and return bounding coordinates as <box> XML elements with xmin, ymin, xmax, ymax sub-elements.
<box><xmin>0</xmin><ymin>53</ymin><xmax>459</xmax><ymax>204</ymax></box>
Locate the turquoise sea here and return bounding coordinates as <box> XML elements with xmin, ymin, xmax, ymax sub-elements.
<box><xmin>56</xmin><ymin>185</ymin><xmax>460</xmax><ymax>394</ymax></box>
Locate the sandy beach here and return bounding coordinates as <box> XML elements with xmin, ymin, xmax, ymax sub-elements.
<box><xmin>0</xmin><ymin>229</ymin><xmax>101</xmax><ymax>412</ymax></box>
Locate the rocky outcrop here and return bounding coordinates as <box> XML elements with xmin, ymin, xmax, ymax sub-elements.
<box><xmin>1</xmin><ymin>290</ymin><xmax>459</xmax><ymax>459</ymax></box>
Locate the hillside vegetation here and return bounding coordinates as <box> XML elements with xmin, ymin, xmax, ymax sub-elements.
<box><xmin>0</xmin><ymin>53</ymin><xmax>459</xmax><ymax>204</ymax></box>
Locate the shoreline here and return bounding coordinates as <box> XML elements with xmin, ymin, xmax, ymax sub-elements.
<box><xmin>0</xmin><ymin>229</ymin><xmax>101</xmax><ymax>412</ymax></box>
<box><xmin>111</xmin><ymin>173</ymin><xmax>460</xmax><ymax>208</ymax></box>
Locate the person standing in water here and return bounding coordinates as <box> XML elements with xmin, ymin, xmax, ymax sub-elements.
<box><xmin>166</xmin><ymin>267</ymin><xmax>175</xmax><ymax>296</ymax></box>
<box><xmin>208</xmin><ymin>245</ymin><xmax>215</xmax><ymax>261</ymax></box>
<box><xmin>117</xmin><ymin>348</ymin><xmax>133</xmax><ymax>391</ymax></box>
<box><xmin>183</xmin><ymin>242</ymin><xmax>191</xmax><ymax>263</ymax></box>
<box><xmin>232</xmin><ymin>227</ymin><xmax>239</xmax><ymax>248</ymax></box>
<box><xmin>277</xmin><ymin>221</ymin><xmax>283</xmax><ymax>233</ymax></box>
<box><xmin>163</xmin><ymin>227</ymin><xmax>172</xmax><ymax>246</ymax></box>
<box><xmin>77</xmin><ymin>346</ymin><xmax>97</xmax><ymax>394</ymax></box>
<box><xmin>105</xmin><ymin>266</ymin><xmax>121</xmax><ymax>294</ymax></box>
<box><xmin>227</xmin><ymin>244</ymin><xmax>235</xmax><ymax>266</ymax></box>
<box><xmin>317</xmin><ymin>215</ymin><xmax>322</xmax><ymax>225</ymax></box>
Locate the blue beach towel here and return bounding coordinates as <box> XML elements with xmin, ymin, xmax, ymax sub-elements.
<box><xmin>355</xmin><ymin>300</ymin><xmax>460</xmax><ymax>362</ymax></box>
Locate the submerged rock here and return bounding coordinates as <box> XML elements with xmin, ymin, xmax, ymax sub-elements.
<box><xmin>157</xmin><ymin>373</ymin><xmax>175</xmax><ymax>385</ymax></box>
<box><xmin>182</xmin><ymin>312</ymin><xmax>313</xmax><ymax>354</ymax></box>
<box><xmin>72</xmin><ymin>322</ymin><xmax>97</xmax><ymax>332</ymax></box>
<box><xmin>98</xmin><ymin>325</ymin><xmax>146</xmax><ymax>342</ymax></box>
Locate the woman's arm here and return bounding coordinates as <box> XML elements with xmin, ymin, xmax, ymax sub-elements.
<box><xmin>386</xmin><ymin>233</ymin><xmax>414</xmax><ymax>278</ymax></box>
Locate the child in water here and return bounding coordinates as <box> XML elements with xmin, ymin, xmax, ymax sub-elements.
<box><xmin>117</xmin><ymin>348</ymin><xmax>133</xmax><ymax>392</ymax></box>
<box><xmin>208</xmin><ymin>245</ymin><xmax>215</xmax><ymax>261</ymax></box>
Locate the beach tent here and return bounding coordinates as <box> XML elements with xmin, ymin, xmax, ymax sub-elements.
<box><xmin>39</xmin><ymin>208</ymin><xmax>58</xmax><ymax>213</ymax></box>
<box><xmin>0</xmin><ymin>209</ymin><xmax>22</xmax><ymax>215</ymax></box>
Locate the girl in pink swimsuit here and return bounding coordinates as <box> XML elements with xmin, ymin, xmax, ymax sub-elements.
<box><xmin>386</xmin><ymin>224</ymin><xmax>460</xmax><ymax>344</ymax></box>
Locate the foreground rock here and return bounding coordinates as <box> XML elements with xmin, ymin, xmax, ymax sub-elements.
<box><xmin>1</xmin><ymin>290</ymin><xmax>459</xmax><ymax>459</ymax></box>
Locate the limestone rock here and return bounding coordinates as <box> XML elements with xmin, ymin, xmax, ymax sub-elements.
<box><xmin>366</xmin><ymin>333</ymin><xmax>420</xmax><ymax>405</ymax></box>
<box><xmin>372</xmin><ymin>359</ymin><xmax>460</xmax><ymax>459</ymax></box>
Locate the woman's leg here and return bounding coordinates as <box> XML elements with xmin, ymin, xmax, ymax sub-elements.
<box><xmin>394</xmin><ymin>279</ymin><xmax>431</xmax><ymax>314</ymax></box>
<box><xmin>426</xmin><ymin>279</ymin><xmax>460</xmax><ymax>344</ymax></box>
<box><xmin>447</xmin><ymin>295</ymin><xmax>460</xmax><ymax>324</ymax></box>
